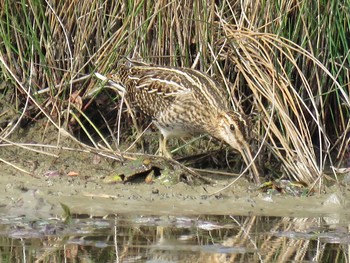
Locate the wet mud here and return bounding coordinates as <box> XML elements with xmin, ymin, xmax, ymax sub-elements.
<box><xmin>0</xmin><ymin>127</ymin><xmax>349</xmax><ymax>221</ymax></box>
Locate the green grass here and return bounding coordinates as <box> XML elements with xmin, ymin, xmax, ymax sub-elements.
<box><xmin>0</xmin><ymin>0</ymin><xmax>349</xmax><ymax>188</ymax></box>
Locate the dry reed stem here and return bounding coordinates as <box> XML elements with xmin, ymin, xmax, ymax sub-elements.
<box><xmin>0</xmin><ymin>0</ymin><xmax>349</xmax><ymax>186</ymax></box>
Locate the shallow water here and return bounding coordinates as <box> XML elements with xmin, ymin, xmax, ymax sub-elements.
<box><xmin>1</xmin><ymin>139</ymin><xmax>350</xmax><ymax>262</ymax></box>
<box><xmin>0</xmin><ymin>214</ymin><xmax>348</xmax><ymax>262</ymax></box>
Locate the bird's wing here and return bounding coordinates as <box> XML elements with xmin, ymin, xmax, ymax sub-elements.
<box><xmin>181</xmin><ymin>68</ymin><xmax>229</xmax><ymax>110</ymax></box>
<box><xmin>129</xmin><ymin>66</ymin><xmax>193</xmax><ymax>97</ymax></box>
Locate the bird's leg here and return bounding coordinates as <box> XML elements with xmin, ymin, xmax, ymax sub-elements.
<box><xmin>159</xmin><ymin>133</ymin><xmax>172</xmax><ymax>158</ymax></box>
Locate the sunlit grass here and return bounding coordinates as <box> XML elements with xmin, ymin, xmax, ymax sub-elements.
<box><xmin>0</xmin><ymin>0</ymin><xmax>349</xmax><ymax>188</ymax></box>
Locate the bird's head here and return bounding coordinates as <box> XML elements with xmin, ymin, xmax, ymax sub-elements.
<box><xmin>214</xmin><ymin>111</ymin><xmax>260</xmax><ymax>184</ymax></box>
<box><xmin>215</xmin><ymin>111</ymin><xmax>250</xmax><ymax>151</ymax></box>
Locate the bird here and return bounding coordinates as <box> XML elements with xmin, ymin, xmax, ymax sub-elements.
<box><xmin>104</xmin><ymin>59</ymin><xmax>260</xmax><ymax>184</ymax></box>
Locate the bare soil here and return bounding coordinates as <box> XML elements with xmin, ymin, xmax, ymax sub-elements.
<box><xmin>0</xmin><ymin>124</ymin><xmax>349</xmax><ymax>221</ymax></box>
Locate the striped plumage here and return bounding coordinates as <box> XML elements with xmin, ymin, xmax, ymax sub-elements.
<box><xmin>108</xmin><ymin>60</ymin><xmax>260</xmax><ymax>183</ymax></box>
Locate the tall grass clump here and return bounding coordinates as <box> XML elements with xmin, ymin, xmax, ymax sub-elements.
<box><xmin>0</xmin><ymin>0</ymin><xmax>349</xmax><ymax>188</ymax></box>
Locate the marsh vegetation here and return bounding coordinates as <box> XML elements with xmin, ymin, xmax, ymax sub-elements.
<box><xmin>0</xmin><ymin>1</ymin><xmax>350</xmax><ymax>261</ymax></box>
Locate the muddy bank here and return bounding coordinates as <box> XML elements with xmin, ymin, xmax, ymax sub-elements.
<box><xmin>0</xmin><ymin>129</ymin><xmax>349</xmax><ymax>221</ymax></box>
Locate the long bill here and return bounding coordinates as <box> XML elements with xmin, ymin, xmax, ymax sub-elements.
<box><xmin>240</xmin><ymin>144</ymin><xmax>261</xmax><ymax>184</ymax></box>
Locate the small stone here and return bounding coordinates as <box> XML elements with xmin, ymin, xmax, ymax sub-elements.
<box><xmin>152</xmin><ymin>188</ymin><xmax>159</xmax><ymax>194</ymax></box>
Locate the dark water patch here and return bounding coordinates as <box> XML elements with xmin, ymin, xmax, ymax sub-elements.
<box><xmin>0</xmin><ymin>214</ymin><xmax>348</xmax><ymax>262</ymax></box>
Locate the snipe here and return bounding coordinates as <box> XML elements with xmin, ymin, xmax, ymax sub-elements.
<box><xmin>107</xmin><ymin>60</ymin><xmax>260</xmax><ymax>184</ymax></box>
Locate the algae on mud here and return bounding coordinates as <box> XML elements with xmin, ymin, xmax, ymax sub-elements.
<box><xmin>0</xmin><ymin>131</ymin><xmax>348</xmax><ymax>219</ymax></box>
<box><xmin>0</xmin><ymin>125</ymin><xmax>349</xmax><ymax>263</ymax></box>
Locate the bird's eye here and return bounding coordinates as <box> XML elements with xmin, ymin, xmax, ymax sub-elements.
<box><xmin>230</xmin><ymin>124</ymin><xmax>235</xmax><ymax>131</ymax></box>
